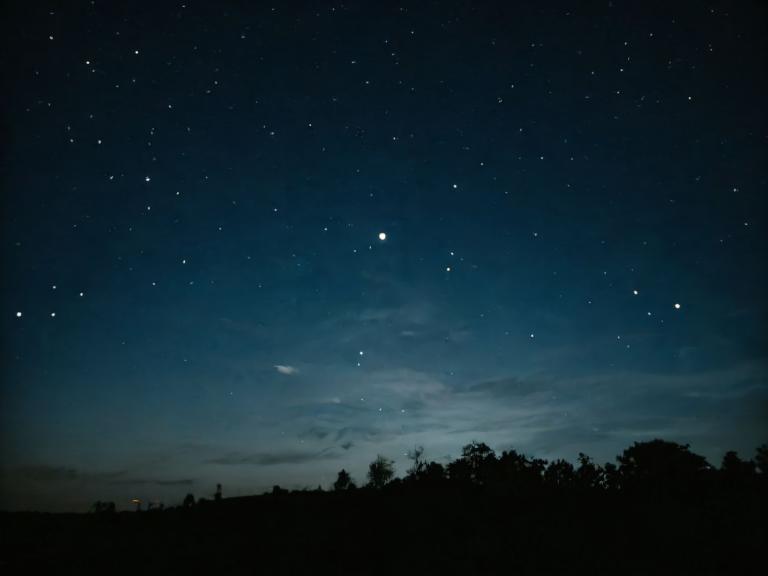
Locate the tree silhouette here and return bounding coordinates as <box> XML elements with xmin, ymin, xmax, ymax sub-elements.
<box><xmin>406</xmin><ymin>445</ymin><xmax>426</xmax><ymax>478</ymax></box>
<box><xmin>617</xmin><ymin>439</ymin><xmax>710</xmax><ymax>493</ymax></box>
<box><xmin>602</xmin><ymin>462</ymin><xmax>620</xmax><ymax>491</ymax></box>
<box><xmin>462</xmin><ymin>441</ymin><xmax>494</xmax><ymax>469</ymax></box>
<box><xmin>493</xmin><ymin>448</ymin><xmax>545</xmax><ymax>491</ymax></box>
<box><xmin>447</xmin><ymin>456</ymin><xmax>472</xmax><ymax>483</ymax></box>
<box><xmin>755</xmin><ymin>444</ymin><xmax>768</xmax><ymax>475</ymax></box>
<box><xmin>575</xmin><ymin>453</ymin><xmax>604</xmax><ymax>489</ymax></box>
<box><xmin>404</xmin><ymin>447</ymin><xmax>446</xmax><ymax>485</ymax></box>
<box><xmin>720</xmin><ymin>450</ymin><xmax>756</xmax><ymax>489</ymax></box>
<box><xmin>449</xmin><ymin>441</ymin><xmax>496</xmax><ymax>484</ymax></box>
<box><xmin>182</xmin><ymin>493</ymin><xmax>195</xmax><ymax>508</ymax></box>
<box><xmin>91</xmin><ymin>501</ymin><xmax>116</xmax><ymax>514</ymax></box>
<box><xmin>544</xmin><ymin>459</ymin><xmax>575</xmax><ymax>488</ymax></box>
<box><xmin>421</xmin><ymin>461</ymin><xmax>446</xmax><ymax>483</ymax></box>
<box><xmin>367</xmin><ymin>455</ymin><xmax>395</xmax><ymax>488</ymax></box>
<box><xmin>215</xmin><ymin>483</ymin><xmax>222</xmax><ymax>502</ymax></box>
<box><xmin>333</xmin><ymin>469</ymin><xmax>355</xmax><ymax>491</ymax></box>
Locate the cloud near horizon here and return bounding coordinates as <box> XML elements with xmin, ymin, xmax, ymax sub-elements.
<box><xmin>207</xmin><ymin>448</ymin><xmax>339</xmax><ymax>467</ymax></box>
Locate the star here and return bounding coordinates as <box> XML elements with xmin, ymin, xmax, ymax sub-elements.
<box><xmin>16</xmin><ymin>311</ymin><xmax>22</xmax><ymax>318</ymax></box>
<box><xmin>674</xmin><ymin>303</ymin><xmax>681</xmax><ymax>309</ymax></box>
<box><xmin>378</xmin><ymin>232</ymin><xmax>387</xmax><ymax>241</ymax></box>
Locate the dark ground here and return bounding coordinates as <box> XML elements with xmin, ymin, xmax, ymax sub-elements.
<box><xmin>1</xmin><ymin>484</ymin><xmax>765</xmax><ymax>575</ymax></box>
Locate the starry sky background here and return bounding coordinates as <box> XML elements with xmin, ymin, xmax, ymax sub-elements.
<box><xmin>1</xmin><ymin>1</ymin><xmax>766</xmax><ymax>512</ymax></box>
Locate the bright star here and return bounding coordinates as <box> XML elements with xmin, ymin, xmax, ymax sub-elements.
<box><xmin>378</xmin><ymin>232</ymin><xmax>387</xmax><ymax>241</ymax></box>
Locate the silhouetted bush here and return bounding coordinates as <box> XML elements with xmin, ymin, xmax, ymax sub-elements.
<box><xmin>90</xmin><ymin>501</ymin><xmax>115</xmax><ymax>514</ymax></box>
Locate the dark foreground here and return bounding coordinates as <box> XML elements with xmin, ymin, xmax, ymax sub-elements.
<box><xmin>2</xmin><ymin>486</ymin><xmax>765</xmax><ymax>575</ymax></box>
<box><xmin>3</xmin><ymin>440</ymin><xmax>767</xmax><ymax>574</ymax></box>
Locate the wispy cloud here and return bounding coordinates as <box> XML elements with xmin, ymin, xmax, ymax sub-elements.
<box><xmin>7</xmin><ymin>465</ymin><xmax>126</xmax><ymax>483</ymax></box>
<box><xmin>3</xmin><ymin>465</ymin><xmax>195</xmax><ymax>488</ymax></box>
<box><xmin>274</xmin><ymin>364</ymin><xmax>299</xmax><ymax>375</ymax></box>
<box><xmin>207</xmin><ymin>448</ymin><xmax>338</xmax><ymax>466</ymax></box>
<box><xmin>299</xmin><ymin>426</ymin><xmax>331</xmax><ymax>440</ymax></box>
<box><xmin>111</xmin><ymin>477</ymin><xmax>195</xmax><ymax>487</ymax></box>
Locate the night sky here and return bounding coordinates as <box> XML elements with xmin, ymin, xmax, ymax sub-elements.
<box><xmin>2</xmin><ymin>1</ymin><xmax>766</xmax><ymax>512</ymax></box>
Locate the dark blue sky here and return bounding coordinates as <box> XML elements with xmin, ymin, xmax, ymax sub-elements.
<box><xmin>2</xmin><ymin>0</ymin><xmax>766</xmax><ymax>511</ymax></box>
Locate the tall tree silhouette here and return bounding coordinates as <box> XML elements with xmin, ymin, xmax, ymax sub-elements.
<box><xmin>448</xmin><ymin>441</ymin><xmax>496</xmax><ymax>484</ymax></box>
<box><xmin>333</xmin><ymin>469</ymin><xmax>355</xmax><ymax>491</ymax></box>
<box><xmin>367</xmin><ymin>455</ymin><xmax>395</xmax><ymax>488</ymax></box>
<box><xmin>406</xmin><ymin>445</ymin><xmax>426</xmax><ymax>478</ymax></box>
<box><xmin>755</xmin><ymin>444</ymin><xmax>768</xmax><ymax>475</ymax></box>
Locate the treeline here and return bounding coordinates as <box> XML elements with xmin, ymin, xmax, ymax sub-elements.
<box><xmin>118</xmin><ymin>438</ymin><xmax>766</xmax><ymax>511</ymax></box>
<box><xmin>6</xmin><ymin>438</ymin><xmax>766</xmax><ymax>575</ymax></box>
<box><xmin>335</xmin><ymin>438</ymin><xmax>768</xmax><ymax>495</ymax></box>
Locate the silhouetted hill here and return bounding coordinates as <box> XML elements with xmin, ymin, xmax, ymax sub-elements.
<box><xmin>1</xmin><ymin>439</ymin><xmax>766</xmax><ymax>575</ymax></box>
